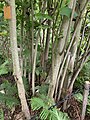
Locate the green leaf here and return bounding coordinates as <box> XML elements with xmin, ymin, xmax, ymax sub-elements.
<box><xmin>31</xmin><ymin>97</ymin><xmax>45</xmax><ymax>110</ymax></box>
<box><xmin>60</xmin><ymin>7</ymin><xmax>71</xmax><ymax>18</ymax></box>
<box><xmin>22</xmin><ymin>77</ymin><xmax>29</xmax><ymax>91</ymax></box>
<box><xmin>38</xmin><ymin>25</ymin><xmax>50</xmax><ymax>29</ymax></box>
<box><xmin>60</xmin><ymin>7</ymin><xmax>78</xmax><ymax>18</ymax></box>
<box><xmin>0</xmin><ymin>80</ymin><xmax>17</xmax><ymax>96</ymax></box>
<box><xmin>31</xmin><ymin>96</ymin><xmax>70</xmax><ymax>120</ymax></box>
<box><xmin>49</xmin><ymin>109</ymin><xmax>70</xmax><ymax>120</ymax></box>
<box><xmin>0</xmin><ymin>109</ymin><xmax>4</xmax><ymax>120</ymax></box>
<box><xmin>35</xmin><ymin>13</ymin><xmax>52</xmax><ymax>20</ymax></box>
<box><xmin>74</xmin><ymin>93</ymin><xmax>83</xmax><ymax>102</ymax></box>
<box><xmin>0</xmin><ymin>13</ymin><xmax>3</xmax><ymax>17</ymax></box>
<box><xmin>40</xmin><ymin>109</ymin><xmax>49</xmax><ymax>120</ymax></box>
<box><xmin>0</xmin><ymin>92</ymin><xmax>19</xmax><ymax>109</ymax></box>
<box><xmin>0</xmin><ymin>60</ymin><xmax>9</xmax><ymax>75</ymax></box>
<box><xmin>35</xmin><ymin>69</ymin><xmax>40</xmax><ymax>76</ymax></box>
<box><xmin>74</xmin><ymin>12</ymin><xmax>78</xmax><ymax>18</ymax></box>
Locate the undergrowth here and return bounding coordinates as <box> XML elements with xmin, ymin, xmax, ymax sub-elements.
<box><xmin>31</xmin><ymin>94</ymin><xmax>70</xmax><ymax>120</ymax></box>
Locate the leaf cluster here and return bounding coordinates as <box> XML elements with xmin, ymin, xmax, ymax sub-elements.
<box><xmin>31</xmin><ymin>95</ymin><xmax>70</xmax><ymax>120</ymax></box>
<box><xmin>0</xmin><ymin>80</ymin><xmax>19</xmax><ymax>109</ymax></box>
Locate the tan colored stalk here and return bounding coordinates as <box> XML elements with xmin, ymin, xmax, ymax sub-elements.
<box><xmin>23</xmin><ymin>58</ymin><xmax>27</xmax><ymax>78</ymax></box>
<box><xmin>48</xmin><ymin>15</ymin><xmax>69</xmax><ymax>99</ymax></box>
<box><xmin>54</xmin><ymin>0</ymin><xmax>76</xmax><ymax>99</ymax></box>
<box><xmin>69</xmin><ymin>34</ymin><xmax>90</xmax><ymax>91</ymax></box>
<box><xmin>68</xmin><ymin>0</ymin><xmax>88</xmax><ymax>74</ymax></box>
<box><xmin>9</xmin><ymin>0</ymin><xmax>30</xmax><ymax>119</ymax></box>
<box><xmin>20</xmin><ymin>6</ymin><xmax>25</xmax><ymax>76</ymax></box>
<box><xmin>32</xmin><ymin>32</ymin><xmax>39</xmax><ymax>95</ymax></box>
<box><xmin>57</xmin><ymin>54</ymin><xmax>70</xmax><ymax>101</ymax></box>
<box><xmin>44</xmin><ymin>20</ymin><xmax>51</xmax><ymax>68</ymax></box>
<box><xmin>68</xmin><ymin>0</ymin><xmax>89</xmax><ymax>92</ymax></box>
<box><xmin>81</xmin><ymin>81</ymin><xmax>90</xmax><ymax>120</ymax></box>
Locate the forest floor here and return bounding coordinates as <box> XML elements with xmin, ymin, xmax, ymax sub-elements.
<box><xmin>0</xmin><ymin>75</ymin><xmax>90</xmax><ymax>120</ymax></box>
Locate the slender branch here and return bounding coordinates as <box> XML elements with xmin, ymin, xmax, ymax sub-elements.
<box><xmin>57</xmin><ymin>54</ymin><xmax>70</xmax><ymax>101</ymax></box>
<box><xmin>81</xmin><ymin>81</ymin><xmax>90</xmax><ymax>120</ymax></box>
<box><xmin>32</xmin><ymin>32</ymin><xmax>39</xmax><ymax>96</ymax></box>
<box><xmin>31</xmin><ymin>0</ymin><xmax>35</xmax><ymax>95</ymax></box>
<box><xmin>77</xmin><ymin>11</ymin><xmax>88</xmax><ymax>60</ymax></box>
<box><xmin>69</xmin><ymin>34</ymin><xmax>90</xmax><ymax>91</ymax></box>
<box><xmin>55</xmin><ymin>0</ymin><xmax>77</xmax><ymax>96</ymax></box>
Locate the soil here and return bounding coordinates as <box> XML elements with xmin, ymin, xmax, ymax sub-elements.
<box><xmin>0</xmin><ymin>75</ymin><xmax>90</xmax><ymax>120</ymax></box>
<box><xmin>66</xmin><ymin>97</ymin><xmax>90</xmax><ymax>120</ymax></box>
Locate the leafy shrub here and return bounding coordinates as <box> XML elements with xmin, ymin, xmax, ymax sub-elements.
<box><xmin>35</xmin><ymin>84</ymin><xmax>49</xmax><ymax>95</ymax></box>
<box><xmin>31</xmin><ymin>95</ymin><xmax>70</xmax><ymax>120</ymax></box>
<box><xmin>0</xmin><ymin>108</ymin><xmax>4</xmax><ymax>120</ymax></box>
<box><xmin>0</xmin><ymin>60</ymin><xmax>9</xmax><ymax>75</ymax></box>
<box><xmin>0</xmin><ymin>80</ymin><xmax>19</xmax><ymax>109</ymax></box>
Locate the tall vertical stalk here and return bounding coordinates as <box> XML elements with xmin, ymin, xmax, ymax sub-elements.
<box><xmin>9</xmin><ymin>0</ymin><xmax>30</xmax><ymax>119</ymax></box>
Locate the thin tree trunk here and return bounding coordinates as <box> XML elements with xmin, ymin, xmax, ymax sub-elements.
<box><xmin>68</xmin><ymin>0</ymin><xmax>89</xmax><ymax>92</ymax></box>
<box><xmin>20</xmin><ymin>6</ymin><xmax>25</xmax><ymax>76</ymax></box>
<box><xmin>57</xmin><ymin>54</ymin><xmax>70</xmax><ymax>101</ymax></box>
<box><xmin>48</xmin><ymin>26</ymin><xmax>54</xmax><ymax>99</ymax></box>
<box><xmin>81</xmin><ymin>81</ymin><xmax>90</xmax><ymax>120</ymax></box>
<box><xmin>48</xmin><ymin>0</ymin><xmax>75</xmax><ymax>99</ymax></box>
<box><xmin>9</xmin><ymin>0</ymin><xmax>30</xmax><ymax>119</ymax></box>
<box><xmin>47</xmin><ymin>16</ymin><xmax>69</xmax><ymax>98</ymax></box>
<box><xmin>44</xmin><ymin>20</ymin><xmax>51</xmax><ymax>69</ymax></box>
<box><xmin>32</xmin><ymin>32</ymin><xmax>39</xmax><ymax>95</ymax></box>
<box><xmin>69</xmin><ymin>34</ymin><xmax>90</xmax><ymax>92</ymax></box>
<box><xmin>54</xmin><ymin>0</ymin><xmax>76</xmax><ymax>100</ymax></box>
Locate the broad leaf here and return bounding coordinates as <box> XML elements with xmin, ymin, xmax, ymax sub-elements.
<box><xmin>35</xmin><ymin>13</ymin><xmax>52</xmax><ymax>20</ymax></box>
<box><xmin>60</xmin><ymin>7</ymin><xmax>71</xmax><ymax>18</ymax></box>
<box><xmin>0</xmin><ymin>60</ymin><xmax>9</xmax><ymax>75</ymax></box>
<box><xmin>60</xmin><ymin>7</ymin><xmax>78</xmax><ymax>18</ymax></box>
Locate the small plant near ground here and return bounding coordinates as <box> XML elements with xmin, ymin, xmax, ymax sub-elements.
<box><xmin>0</xmin><ymin>80</ymin><xmax>19</xmax><ymax>109</ymax></box>
<box><xmin>31</xmin><ymin>94</ymin><xmax>70</xmax><ymax>120</ymax></box>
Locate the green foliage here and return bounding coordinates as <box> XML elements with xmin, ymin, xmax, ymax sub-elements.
<box><xmin>74</xmin><ymin>93</ymin><xmax>83</xmax><ymax>103</ymax></box>
<box><xmin>60</xmin><ymin>0</ymin><xmax>71</xmax><ymax>8</ymax></box>
<box><xmin>38</xmin><ymin>25</ymin><xmax>50</xmax><ymax>29</ymax></box>
<box><xmin>60</xmin><ymin>7</ymin><xmax>71</xmax><ymax>18</ymax></box>
<box><xmin>31</xmin><ymin>95</ymin><xmax>70</xmax><ymax>120</ymax></box>
<box><xmin>0</xmin><ymin>108</ymin><xmax>4</xmax><ymax>120</ymax></box>
<box><xmin>35</xmin><ymin>13</ymin><xmax>52</xmax><ymax>20</ymax></box>
<box><xmin>22</xmin><ymin>76</ymin><xmax>30</xmax><ymax>92</ymax></box>
<box><xmin>0</xmin><ymin>60</ymin><xmax>9</xmax><ymax>75</ymax></box>
<box><xmin>0</xmin><ymin>93</ymin><xmax>19</xmax><ymax>109</ymax></box>
<box><xmin>60</xmin><ymin>7</ymin><xmax>78</xmax><ymax>18</ymax></box>
<box><xmin>35</xmin><ymin>66</ymin><xmax>47</xmax><ymax>78</ymax></box>
<box><xmin>0</xmin><ymin>81</ymin><xmax>19</xmax><ymax>109</ymax></box>
<box><xmin>35</xmin><ymin>84</ymin><xmax>49</xmax><ymax>95</ymax></box>
<box><xmin>82</xmin><ymin>62</ymin><xmax>90</xmax><ymax>80</ymax></box>
<box><xmin>0</xmin><ymin>54</ymin><xmax>4</xmax><ymax>65</ymax></box>
<box><xmin>75</xmin><ymin>61</ymin><xmax>90</xmax><ymax>91</ymax></box>
<box><xmin>39</xmin><ymin>84</ymin><xmax>49</xmax><ymax>95</ymax></box>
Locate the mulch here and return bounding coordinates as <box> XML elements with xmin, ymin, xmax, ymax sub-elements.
<box><xmin>66</xmin><ymin>97</ymin><xmax>90</xmax><ymax>120</ymax></box>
